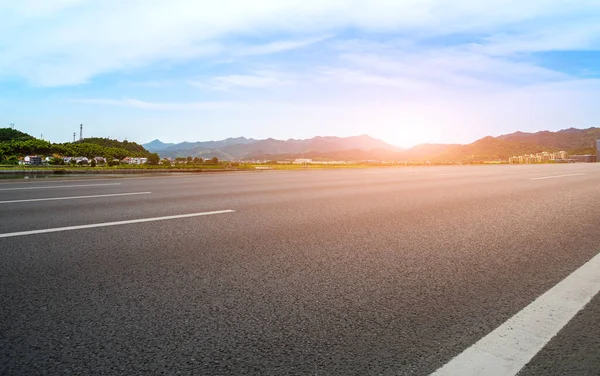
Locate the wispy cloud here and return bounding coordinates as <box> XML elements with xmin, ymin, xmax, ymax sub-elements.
<box><xmin>233</xmin><ymin>36</ymin><xmax>330</xmax><ymax>56</ymax></box>
<box><xmin>319</xmin><ymin>68</ymin><xmax>427</xmax><ymax>90</ymax></box>
<box><xmin>71</xmin><ymin>98</ymin><xmax>240</xmax><ymax>110</ymax></box>
<box><xmin>472</xmin><ymin>23</ymin><xmax>600</xmax><ymax>56</ymax></box>
<box><xmin>126</xmin><ymin>80</ymin><xmax>175</xmax><ymax>88</ymax></box>
<box><xmin>190</xmin><ymin>71</ymin><xmax>297</xmax><ymax>90</ymax></box>
<box><xmin>338</xmin><ymin>49</ymin><xmax>569</xmax><ymax>90</ymax></box>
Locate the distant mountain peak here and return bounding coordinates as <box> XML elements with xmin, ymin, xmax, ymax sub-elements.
<box><xmin>143</xmin><ymin>139</ymin><xmax>174</xmax><ymax>152</ymax></box>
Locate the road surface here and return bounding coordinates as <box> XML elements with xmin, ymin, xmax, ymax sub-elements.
<box><xmin>1</xmin><ymin>164</ymin><xmax>599</xmax><ymax>375</ymax></box>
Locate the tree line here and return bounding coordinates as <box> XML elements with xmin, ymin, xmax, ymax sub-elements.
<box><xmin>0</xmin><ymin>128</ymin><xmax>227</xmax><ymax>167</ymax></box>
<box><xmin>0</xmin><ymin>128</ymin><xmax>155</xmax><ymax>165</ymax></box>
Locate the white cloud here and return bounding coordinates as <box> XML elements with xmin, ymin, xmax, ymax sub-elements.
<box><xmin>0</xmin><ymin>0</ymin><xmax>86</xmax><ymax>17</ymax></box>
<box><xmin>471</xmin><ymin>21</ymin><xmax>600</xmax><ymax>56</ymax></box>
<box><xmin>213</xmin><ymin>74</ymin><xmax>294</xmax><ymax>89</ymax></box>
<box><xmin>126</xmin><ymin>80</ymin><xmax>173</xmax><ymax>88</ymax></box>
<box><xmin>191</xmin><ymin>71</ymin><xmax>297</xmax><ymax>90</ymax></box>
<box><xmin>308</xmin><ymin>44</ymin><xmax>570</xmax><ymax>100</ymax></box>
<box><xmin>2</xmin><ymin>0</ymin><xmax>600</xmax><ymax>86</ymax></box>
<box><xmin>319</xmin><ymin>68</ymin><xmax>428</xmax><ymax>90</ymax></box>
<box><xmin>234</xmin><ymin>36</ymin><xmax>331</xmax><ymax>56</ymax></box>
<box><xmin>71</xmin><ymin>98</ymin><xmax>240</xmax><ymax>110</ymax></box>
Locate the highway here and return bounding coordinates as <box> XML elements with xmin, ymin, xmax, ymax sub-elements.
<box><xmin>1</xmin><ymin>164</ymin><xmax>599</xmax><ymax>375</ymax></box>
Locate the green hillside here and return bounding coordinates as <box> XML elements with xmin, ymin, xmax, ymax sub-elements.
<box><xmin>498</xmin><ymin>127</ymin><xmax>600</xmax><ymax>152</ymax></box>
<box><xmin>428</xmin><ymin>137</ymin><xmax>549</xmax><ymax>162</ymax></box>
<box><xmin>82</xmin><ymin>137</ymin><xmax>149</xmax><ymax>154</ymax></box>
<box><xmin>0</xmin><ymin>128</ymin><xmax>35</xmax><ymax>142</ymax></box>
<box><xmin>0</xmin><ymin>128</ymin><xmax>153</xmax><ymax>164</ymax></box>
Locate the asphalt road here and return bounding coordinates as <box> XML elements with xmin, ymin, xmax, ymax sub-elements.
<box><xmin>1</xmin><ymin>164</ymin><xmax>599</xmax><ymax>375</ymax></box>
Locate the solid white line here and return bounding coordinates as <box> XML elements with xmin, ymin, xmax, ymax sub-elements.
<box><xmin>431</xmin><ymin>252</ymin><xmax>600</xmax><ymax>376</ymax></box>
<box><xmin>0</xmin><ymin>183</ymin><xmax>122</xmax><ymax>191</ymax></box>
<box><xmin>0</xmin><ymin>191</ymin><xmax>151</xmax><ymax>204</ymax></box>
<box><xmin>530</xmin><ymin>173</ymin><xmax>585</xmax><ymax>180</ymax></box>
<box><xmin>0</xmin><ymin>210</ymin><xmax>235</xmax><ymax>238</ymax></box>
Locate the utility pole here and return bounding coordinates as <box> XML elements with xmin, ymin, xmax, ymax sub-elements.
<box><xmin>10</xmin><ymin>123</ymin><xmax>14</xmax><ymax>129</ymax></box>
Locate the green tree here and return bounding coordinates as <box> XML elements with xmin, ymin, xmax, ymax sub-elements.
<box><xmin>193</xmin><ymin>157</ymin><xmax>203</xmax><ymax>164</ymax></box>
<box><xmin>78</xmin><ymin>137</ymin><xmax>150</xmax><ymax>155</ymax></box>
<box><xmin>186</xmin><ymin>156</ymin><xmax>193</xmax><ymax>163</ymax></box>
<box><xmin>211</xmin><ymin>157</ymin><xmax>219</xmax><ymax>164</ymax></box>
<box><xmin>49</xmin><ymin>157</ymin><xmax>65</xmax><ymax>165</ymax></box>
<box><xmin>147</xmin><ymin>153</ymin><xmax>160</xmax><ymax>165</ymax></box>
<box><xmin>90</xmin><ymin>159</ymin><xmax>97</xmax><ymax>167</ymax></box>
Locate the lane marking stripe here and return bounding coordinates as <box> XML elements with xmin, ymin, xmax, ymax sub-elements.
<box><xmin>0</xmin><ymin>183</ymin><xmax>122</xmax><ymax>191</ymax></box>
<box><xmin>0</xmin><ymin>210</ymin><xmax>235</xmax><ymax>238</ymax></box>
<box><xmin>0</xmin><ymin>192</ymin><xmax>151</xmax><ymax>204</ymax></box>
<box><xmin>530</xmin><ymin>173</ymin><xmax>585</xmax><ymax>180</ymax></box>
<box><xmin>431</xmin><ymin>252</ymin><xmax>600</xmax><ymax>376</ymax></box>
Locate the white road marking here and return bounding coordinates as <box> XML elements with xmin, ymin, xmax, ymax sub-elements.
<box><xmin>0</xmin><ymin>183</ymin><xmax>122</xmax><ymax>191</ymax></box>
<box><xmin>0</xmin><ymin>177</ymin><xmax>129</xmax><ymax>185</ymax></box>
<box><xmin>0</xmin><ymin>210</ymin><xmax>235</xmax><ymax>239</ymax></box>
<box><xmin>431</xmin><ymin>252</ymin><xmax>600</xmax><ymax>376</ymax></box>
<box><xmin>0</xmin><ymin>191</ymin><xmax>151</xmax><ymax>204</ymax></box>
<box><xmin>530</xmin><ymin>173</ymin><xmax>585</xmax><ymax>180</ymax></box>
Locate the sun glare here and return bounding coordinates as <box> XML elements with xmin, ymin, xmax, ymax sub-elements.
<box><xmin>385</xmin><ymin>126</ymin><xmax>436</xmax><ymax>148</ymax></box>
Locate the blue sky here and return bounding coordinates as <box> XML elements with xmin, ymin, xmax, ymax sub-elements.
<box><xmin>1</xmin><ymin>0</ymin><xmax>600</xmax><ymax>147</ymax></box>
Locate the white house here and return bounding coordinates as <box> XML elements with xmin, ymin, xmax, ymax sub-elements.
<box><xmin>23</xmin><ymin>156</ymin><xmax>43</xmax><ymax>165</ymax></box>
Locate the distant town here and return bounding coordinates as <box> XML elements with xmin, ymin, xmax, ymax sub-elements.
<box><xmin>508</xmin><ymin>150</ymin><xmax>598</xmax><ymax>164</ymax></box>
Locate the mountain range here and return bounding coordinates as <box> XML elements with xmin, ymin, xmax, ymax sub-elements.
<box><xmin>144</xmin><ymin>127</ymin><xmax>600</xmax><ymax>162</ymax></box>
<box><xmin>145</xmin><ymin>135</ymin><xmax>397</xmax><ymax>160</ymax></box>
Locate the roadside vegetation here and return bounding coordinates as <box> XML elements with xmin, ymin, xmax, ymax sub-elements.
<box><xmin>0</xmin><ymin>128</ymin><xmax>154</xmax><ymax>165</ymax></box>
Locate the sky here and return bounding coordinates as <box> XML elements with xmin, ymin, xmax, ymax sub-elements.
<box><xmin>1</xmin><ymin>1</ymin><xmax>600</xmax><ymax>147</ymax></box>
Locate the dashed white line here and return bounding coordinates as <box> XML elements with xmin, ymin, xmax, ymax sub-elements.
<box><xmin>530</xmin><ymin>173</ymin><xmax>585</xmax><ymax>180</ymax></box>
<box><xmin>431</xmin><ymin>252</ymin><xmax>600</xmax><ymax>376</ymax></box>
<box><xmin>0</xmin><ymin>210</ymin><xmax>235</xmax><ymax>238</ymax></box>
<box><xmin>0</xmin><ymin>191</ymin><xmax>151</xmax><ymax>204</ymax></box>
<box><xmin>0</xmin><ymin>183</ymin><xmax>122</xmax><ymax>191</ymax></box>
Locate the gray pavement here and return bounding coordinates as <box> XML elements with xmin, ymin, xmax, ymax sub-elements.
<box><xmin>1</xmin><ymin>164</ymin><xmax>599</xmax><ymax>375</ymax></box>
